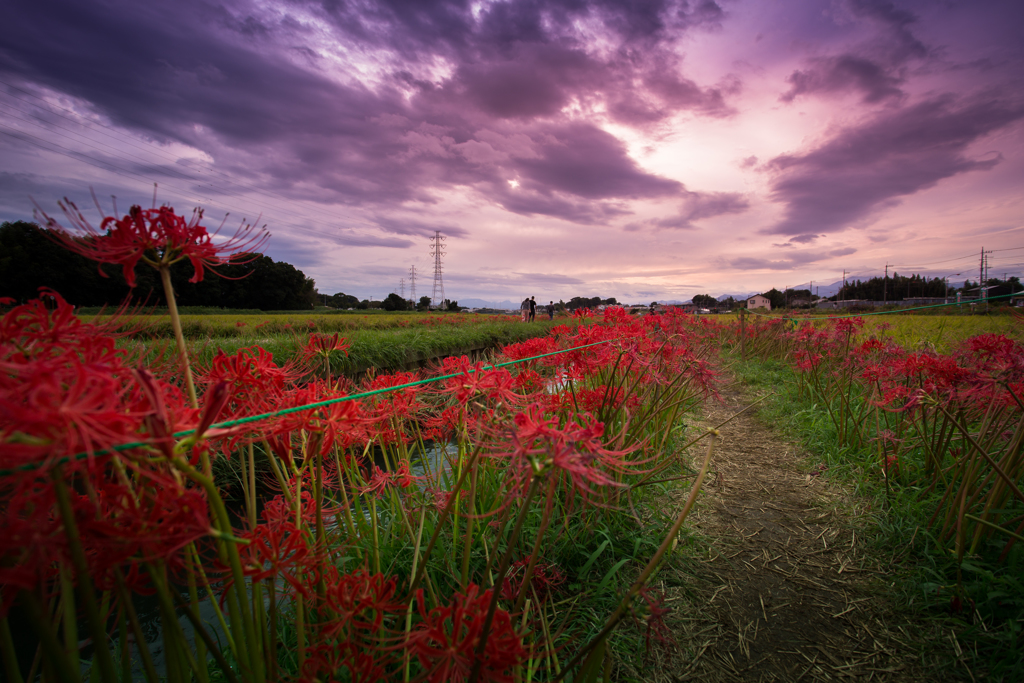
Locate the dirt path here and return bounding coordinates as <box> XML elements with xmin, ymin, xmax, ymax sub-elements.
<box><xmin>651</xmin><ymin>380</ymin><xmax>942</xmax><ymax>682</ymax></box>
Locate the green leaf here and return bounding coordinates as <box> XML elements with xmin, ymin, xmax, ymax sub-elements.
<box><xmin>597</xmin><ymin>558</ymin><xmax>632</xmax><ymax>594</ymax></box>
<box><xmin>580</xmin><ymin>540</ymin><xmax>610</xmax><ymax>578</ymax></box>
<box><xmin>575</xmin><ymin>636</ymin><xmax>606</xmax><ymax>683</ymax></box>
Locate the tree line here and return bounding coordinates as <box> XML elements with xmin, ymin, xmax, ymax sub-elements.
<box><xmin>323</xmin><ymin>291</ymin><xmax>462</xmax><ymax>312</ymax></box>
<box><xmin>0</xmin><ymin>221</ymin><xmax>317</xmax><ymax>310</ymax></box>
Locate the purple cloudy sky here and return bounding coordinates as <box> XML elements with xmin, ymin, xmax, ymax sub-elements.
<box><xmin>1</xmin><ymin>0</ymin><xmax>1022</xmax><ymax>303</ymax></box>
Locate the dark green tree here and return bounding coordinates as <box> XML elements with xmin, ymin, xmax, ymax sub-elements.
<box><xmin>761</xmin><ymin>288</ymin><xmax>785</xmax><ymax>310</ymax></box>
<box><xmin>417</xmin><ymin>296</ymin><xmax>432</xmax><ymax>311</ymax></box>
<box><xmin>328</xmin><ymin>292</ymin><xmax>360</xmax><ymax>309</ymax></box>
<box><xmin>692</xmin><ymin>294</ymin><xmax>716</xmax><ymax>308</ymax></box>
<box><xmin>0</xmin><ymin>221</ymin><xmax>318</xmax><ymax>310</ymax></box>
<box><xmin>382</xmin><ymin>292</ymin><xmax>410</xmax><ymax>311</ymax></box>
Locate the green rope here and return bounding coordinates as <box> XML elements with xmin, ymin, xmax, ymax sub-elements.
<box><xmin>743</xmin><ymin>290</ymin><xmax>1020</xmax><ymax>321</ymax></box>
<box><xmin>2</xmin><ymin>338</ymin><xmax>619</xmax><ymax>477</ymax></box>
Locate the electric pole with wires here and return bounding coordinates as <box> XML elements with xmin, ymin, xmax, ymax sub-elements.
<box><xmin>429</xmin><ymin>231</ymin><xmax>446</xmax><ymax>310</ymax></box>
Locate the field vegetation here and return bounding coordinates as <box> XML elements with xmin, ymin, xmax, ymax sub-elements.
<box><xmin>4</xmin><ymin>201</ymin><xmax>1023</xmax><ymax>681</ymax></box>
<box><xmin>1</xmin><ymin>291</ymin><xmax>722</xmax><ymax>682</ymax></box>
<box><xmin>724</xmin><ymin>311</ymin><xmax>1024</xmax><ymax>680</ymax></box>
<box><xmin>106</xmin><ymin>312</ymin><xmax>563</xmax><ymax>378</ymax></box>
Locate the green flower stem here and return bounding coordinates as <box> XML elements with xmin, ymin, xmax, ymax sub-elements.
<box><xmin>469</xmin><ymin>475</ymin><xmax>542</xmax><ymax>683</ymax></box>
<box><xmin>169</xmin><ymin>590</ymin><xmax>242</xmax><ymax>683</ymax></box>
<box><xmin>113</xmin><ymin>569</ymin><xmax>160</xmax><ymax>683</ymax></box>
<box><xmin>404</xmin><ymin>506</ymin><xmax>428</xmax><ymax>683</ymax></box>
<box><xmin>148</xmin><ymin>564</ymin><xmax>204</xmax><ymax>683</ymax></box>
<box><xmin>409</xmin><ymin>444</ymin><xmax>484</xmax><ymax>595</ymax></box>
<box><xmin>19</xmin><ymin>589</ymin><xmax>80</xmax><ymax>683</ymax></box>
<box><xmin>172</xmin><ymin>457</ymin><xmax>262</xmax><ymax>682</ymax></box>
<box><xmin>512</xmin><ymin>478</ymin><xmax>557</xmax><ymax>615</ymax></box>
<box><xmin>50</xmin><ymin>468</ymin><xmax>118</xmax><ymax>683</ymax></box>
<box><xmin>159</xmin><ymin>264</ymin><xmax>198</xmax><ymax>409</ymax></box>
<box><xmin>556</xmin><ymin>430</ymin><xmax>718</xmax><ymax>682</ymax></box>
<box><xmin>188</xmin><ymin>543</ymin><xmax>236</xmax><ymax>658</ymax></box>
<box><xmin>460</xmin><ymin>461</ymin><xmax>478</xmax><ymax>591</ymax></box>
<box><xmin>267</xmin><ymin>581</ymin><xmax>279</xmax><ymax>683</ymax></box>
<box><xmin>370</xmin><ymin>496</ymin><xmax>381</xmax><ymax>575</ymax></box>
<box><xmin>186</xmin><ymin>549</ymin><xmax>209</xmax><ymax>683</ymax></box>
<box><xmin>58</xmin><ymin>565</ymin><xmax>78</xmax><ymax>671</ymax></box>
<box><xmin>0</xmin><ymin>608</ymin><xmax>25</xmax><ymax>683</ymax></box>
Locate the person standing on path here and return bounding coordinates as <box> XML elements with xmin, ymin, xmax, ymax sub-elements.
<box><xmin>546</xmin><ymin>301</ymin><xmax>554</xmax><ymax>320</ymax></box>
<box><xmin>520</xmin><ymin>297</ymin><xmax>529</xmax><ymax>322</ymax></box>
<box><xmin>528</xmin><ymin>296</ymin><xmax>536</xmax><ymax>322</ymax></box>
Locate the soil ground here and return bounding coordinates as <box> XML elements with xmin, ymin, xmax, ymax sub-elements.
<box><xmin>640</xmin><ymin>379</ymin><xmax>959</xmax><ymax>682</ymax></box>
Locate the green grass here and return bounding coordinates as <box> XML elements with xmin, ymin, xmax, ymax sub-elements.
<box><xmin>120</xmin><ymin>318</ymin><xmax>566</xmax><ymax>376</ymax></box>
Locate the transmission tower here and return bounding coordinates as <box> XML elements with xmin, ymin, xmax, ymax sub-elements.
<box><xmin>429</xmin><ymin>231</ymin><xmax>446</xmax><ymax>309</ymax></box>
<box><xmin>408</xmin><ymin>265</ymin><xmax>417</xmax><ymax>304</ymax></box>
<box><xmin>399</xmin><ymin>278</ymin><xmax>405</xmax><ymax>299</ymax></box>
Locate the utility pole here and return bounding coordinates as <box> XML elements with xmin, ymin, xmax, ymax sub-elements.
<box><xmin>841</xmin><ymin>269</ymin><xmax>846</xmax><ymax>301</ymax></box>
<box><xmin>409</xmin><ymin>265</ymin><xmax>417</xmax><ymax>305</ymax></box>
<box><xmin>429</xmin><ymin>231</ymin><xmax>446</xmax><ymax>310</ymax></box>
<box><xmin>883</xmin><ymin>263</ymin><xmax>893</xmax><ymax>303</ymax></box>
<box><xmin>980</xmin><ymin>247</ymin><xmax>985</xmax><ymax>308</ymax></box>
<box><xmin>978</xmin><ymin>248</ymin><xmax>987</xmax><ymax>313</ymax></box>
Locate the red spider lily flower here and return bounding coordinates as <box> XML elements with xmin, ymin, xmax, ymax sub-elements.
<box><xmin>637</xmin><ymin>587</ymin><xmax>676</xmax><ymax>655</ymax></box>
<box><xmin>301</xmin><ymin>643</ymin><xmax>392</xmax><ymax>683</ymax></box>
<box><xmin>321</xmin><ymin>566</ymin><xmax>405</xmax><ymax>636</ymax></box>
<box><xmin>423</xmin><ymin>485</ymin><xmax>469</xmax><ymax>514</ymax></box>
<box><xmin>422</xmin><ymin>405</ymin><xmax>464</xmax><ymax>442</ymax></box>
<box><xmin>501</xmin><ymin>336</ymin><xmax>561</xmax><ymax>367</ymax></box>
<box><xmin>0</xmin><ymin>482</ymin><xmax>65</xmax><ymax>604</ymax></box>
<box><xmin>499</xmin><ymin>559</ymin><xmax>565</xmax><ymax>605</ymax></box>
<box><xmin>408</xmin><ymin>584</ymin><xmax>525</xmax><ymax>683</ymax></box>
<box><xmin>298</xmin><ymin>332</ymin><xmax>350</xmax><ymax>366</ymax></box>
<box><xmin>0</xmin><ymin>292</ymin><xmax>166</xmax><ymax>473</ymax></box>
<box><xmin>199</xmin><ymin>346</ymin><xmax>300</xmax><ymax>410</ymax></box>
<box><xmin>81</xmin><ymin>469</ymin><xmax>213</xmax><ymax>590</ymax></box>
<box><xmin>39</xmin><ymin>200</ymin><xmax>268</xmax><ymax>286</ymax></box>
<box><xmin>364</xmin><ymin>371</ymin><xmax>423</xmax><ymax>420</ymax></box>
<box><xmin>440</xmin><ymin>359</ymin><xmax>523</xmax><ymax>408</ymax></box>
<box><xmin>358</xmin><ymin>465</ymin><xmax>396</xmax><ymax>497</ymax></box>
<box><xmin>490</xmin><ymin>405</ymin><xmax>635</xmax><ymax>504</ymax></box>
<box><xmin>233</xmin><ymin>516</ymin><xmax>316</xmax><ymax>597</ymax></box>
<box><xmin>393</xmin><ymin>462</ymin><xmax>420</xmax><ymax>489</ymax></box>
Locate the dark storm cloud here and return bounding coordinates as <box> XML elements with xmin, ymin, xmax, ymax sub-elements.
<box><xmin>780</xmin><ymin>0</ymin><xmax>928</xmax><ymax>104</ymax></box>
<box><xmin>781</xmin><ymin>55</ymin><xmax>905</xmax><ymax>104</ymax></box>
<box><xmin>0</xmin><ymin>0</ymin><xmax>729</xmax><ymax>225</ymax></box>
<box><xmin>763</xmin><ymin>94</ymin><xmax>1024</xmax><ymax>237</ymax></box>
<box><xmin>516</xmin><ymin>124</ymin><xmax>681</xmax><ymax>200</ymax></box>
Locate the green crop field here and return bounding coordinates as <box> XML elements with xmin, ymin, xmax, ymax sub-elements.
<box><xmin>109</xmin><ymin>311</ymin><xmax>568</xmax><ymax>376</ymax></box>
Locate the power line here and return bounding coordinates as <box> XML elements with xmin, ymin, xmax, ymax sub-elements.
<box><xmin>429</xmin><ymin>231</ymin><xmax>446</xmax><ymax>309</ymax></box>
<box><xmin>892</xmin><ymin>252</ymin><xmax>982</xmax><ymax>269</ymax></box>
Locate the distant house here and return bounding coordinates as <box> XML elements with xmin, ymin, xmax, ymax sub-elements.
<box><xmin>746</xmin><ymin>295</ymin><xmax>771</xmax><ymax>311</ymax></box>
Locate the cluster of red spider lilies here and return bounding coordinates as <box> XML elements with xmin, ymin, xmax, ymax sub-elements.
<box><xmin>1</xmin><ymin>200</ymin><xmax>722</xmax><ymax>682</ymax></box>
<box><xmin>739</xmin><ymin>314</ymin><xmax>1024</xmax><ymax>565</ymax></box>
